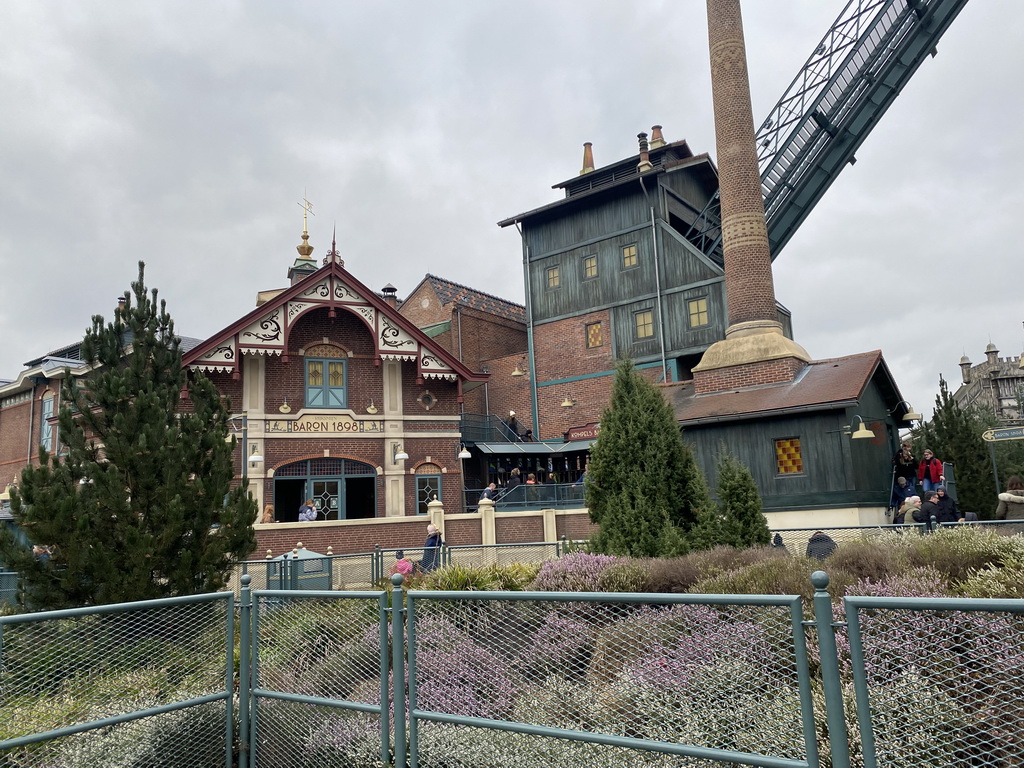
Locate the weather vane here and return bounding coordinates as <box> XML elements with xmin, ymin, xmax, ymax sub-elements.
<box><xmin>297</xmin><ymin>192</ymin><xmax>315</xmax><ymax>235</ymax></box>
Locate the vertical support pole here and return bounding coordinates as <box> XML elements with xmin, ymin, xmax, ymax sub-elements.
<box><xmin>378</xmin><ymin>591</ymin><xmax>391</xmax><ymax>766</ymax></box>
<box><xmin>391</xmin><ymin>574</ymin><xmax>407</xmax><ymax>768</ymax></box>
<box><xmin>238</xmin><ymin>575</ymin><xmax>252</xmax><ymax>768</ymax></box>
<box><xmin>373</xmin><ymin>544</ymin><xmax>381</xmax><ymax>584</ymax></box>
<box><xmin>559</xmin><ymin>534</ymin><xmax>567</xmax><ymax>557</ymax></box>
<box><xmin>811</xmin><ymin>571</ymin><xmax>851</xmax><ymax>768</ymax></box>
<box><xmin>290</xmin><ymin>553</ymin><xmax>300</xmax><ymax>591</ymax></box>
<box><xmin>990</xmin><ymin>442</ymin><xmax>1001</xmax><ymax>496</ymax></box>
<box><xmin>930</xmin><ymin>514</ymin><xmax>938</xmax><ymax>534</ymax></box>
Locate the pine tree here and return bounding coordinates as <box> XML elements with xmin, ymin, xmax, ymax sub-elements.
<box><xmin>714</xmin><ymin>451</ymin><xmax>770</xmax><ymax>547</ymax></box>
<box><xmin>0</xmin><ymin>263</ymin><xmax>257</xmax><ymax>608</ymax></box>
<box><xmin>585</xmin><ymin>359</ymin><xmax>710</xmax><ymax>556</ymax></box>
<box><xmin>915</xmin><ymin>376</ymin><xmax>994</xmax><ymax>519</ymax></box>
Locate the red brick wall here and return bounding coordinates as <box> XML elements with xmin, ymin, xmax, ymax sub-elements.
<box><xmin>443</xmin><ymin>517</ymin><xmax>483</xmax><ymax>546</ymax></box>
<box><xmin>555</xmin><ymin>510</ymin><xmax>599</xmax><ymax>540</ymax></box>
<box><xmin>693</xmin><ymin>356</ymin><xmax>807</xmax><ymax>395</ymax></box>
<box><xmin>495</xmin><ymin>514</ymin><xmax>544</xmax><ymax>543</ymax></box>
<box><xmin>253</xmin><ymin>517</ymin><xmax>432</xmax><ymax>557</ymax></box>
<box><xmin>0</xmin><ymin>393</ymin><xmax>34</xmax><ymax>488</ymax></box>
<box><xmin>399</xmin><ymin>283</ymin><xmax>448</xmax><ymax>328</ymax></box>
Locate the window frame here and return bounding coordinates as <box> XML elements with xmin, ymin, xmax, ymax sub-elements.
<box><xmin>581</xmin><ymin>254</ymin><xmax>598</xmax><ymax>280</ymax></box>
<box><xmin>40</xmin><ymin>394</ymin><xmax>55</xmax><ymax>453</ymax></box>
<box><xmin>545</xmin><ymin>265</ymin><xmax>561</xmax><ymax>290</ymax></box>
<box><xmin>621</xmin><ymin>243</ymin><xmax>639</xmax><ymax>269</ymax></box>
<box><xmin>633</xmin><ymin>309</ymin><xmax>654</xmax><ymax>340</ymax></box>
<box><xmin>773</xmin><ymin>437</ymin><xmax>805</xmax><ymax>476</ymax></box>
<box><xmin>687</xmin><ymin>297</ymin><xmax>710</xmax><ymax>328</ymax></box>
<box><xmin>305</xmin><ymin>357</ymin><xmax>348</xmax><ymax>409</ymax></box>
<box><xmin>415</xmin><ymin>475</ymin><xmax>442</xmax><ymax>516</ymax></box>
<box><xmin>585</xmin><ymin>321</ymin><xmax>603</xmax><ymax>349</ymax></box>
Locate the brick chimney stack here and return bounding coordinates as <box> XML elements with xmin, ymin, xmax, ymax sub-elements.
<box><xmin>692</xmin><ymin>0</ymin><xmax>810</xmax><ymax>393</ymax></box>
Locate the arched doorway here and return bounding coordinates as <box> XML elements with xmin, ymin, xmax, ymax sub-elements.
<box><xmin>273</xmin><ymin>457</ymin><xmax>378</xmax><ymax>522</ymax></box>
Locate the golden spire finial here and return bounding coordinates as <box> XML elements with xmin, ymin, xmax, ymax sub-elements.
<box><xmin>296</xmin><ymin>191</ymin><xmax>315</xmax><ymax>259</ymax></box>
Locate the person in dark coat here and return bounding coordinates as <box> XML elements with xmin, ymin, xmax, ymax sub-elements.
<box><xmin>420</xmin><ymin>523</ymin><xmax>443</xmax><ymax>572</ymax></box>
<box><xmin>806</xmin><ymin>531</ymin><xmax>838</xmax><ymax>561</ymax></box>
<box><xmin>919</xmin><ymin>492</ymin><xmax>941</xmax><ymax>525</ymax></box>
<box><xmin>935</xmin><ymin>486</ymin><xmax>958</xmax><ymax>524</ymax></box>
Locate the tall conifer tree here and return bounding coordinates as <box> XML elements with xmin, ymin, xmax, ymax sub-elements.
<box><xmin>585</xmin><ymin>359</ymin><xmax>709</xmax><ymax>556</ymax></box>
<box><xmin>0</xmin><ymin>263</ymin><xmax>256</xmax><ymax>608</ymax></box>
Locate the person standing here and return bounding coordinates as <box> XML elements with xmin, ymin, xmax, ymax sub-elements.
<box><xmin>896</xmin><ymin>495</ymin><xmax>921</xmax><ymax>525</ymax></box>
<box><xmin>890</xmin><ymin>476</ymin><xmax>914</xmax><ymax>510</ymax></box>
<box><xmin>420</xmin><ymin>523</ymin><xmax>443</xmax><ymax>572</ymax></box>
<box><xmin>261</xmin><ymin>504</ymin><xmax>275</xmax><ymax>524</ymax></box>
<box><xmin>935</xmin><ymin>487</ymin><xmax>958</xmax><ymax>524</ymax></box>
<box><xmin>917</xmin><ymin>449</ymin><xmax>945</xmax><ymax>493</ymax></box>
<box><xmin>479</xmin><ymin>483</ymin><xmax>498</xmax><ymax>502</ymax></box>
<box><xmin>995</xmin><ymin>475</ymin><xmax>1024</xmax><ymax>520</ymax></box>
<box><xmin>298</xmin><ymin>498</ymin><xmax>317</xmax><ymax>522</ymax></box>
<box><xmin>893</xmin><ymin>442</ymin><xmax>917</xmax><ymax>490</ymax></box>
<box><xmin>919</xmin><ymin>492</ymin><xmax>941</xmax><ymax>526</ymax></box>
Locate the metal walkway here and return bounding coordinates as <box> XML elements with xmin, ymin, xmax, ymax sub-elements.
<box><xmin>686</xmin><ymin>0</ymin><xmax>972</xmax><ymax>264</ymax></box>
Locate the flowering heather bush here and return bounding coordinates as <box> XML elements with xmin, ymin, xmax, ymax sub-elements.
<box><xmin>958</xmin><ymin>556</ymin><xmax>1024</xmax><ymax>598</ymax></box>
<box><xmin>689</xmin><ymin>555</ymin><xmax>818</xmax><ymax>601</ymax></box>
<box><xmin>597</xmin><ymin>560</ymin><xmax>652</xmax><ymax>593</ymax></box>
<box><xmin>413</xmin><ymin>616</ymin><xmax>520</xmax><ymax>720</ymax></box>
<box><xmin>906</xmin><ymin>526</ymin><xmax>1024</xmax><ymax>584</ymax></box>
<box><xmin>529</xmin><ymin>552</ymin><xmax>621</xmax><ymax>592</ymax></box>
<box><xmin>619</xmin><ymin>604</ymin><xmax>789</xmax><ymax>695</ymax></box>
<box><xmin>514</xmin><ymin>612</ymin><xmax>596</xmax><ymax>682</ymax></box>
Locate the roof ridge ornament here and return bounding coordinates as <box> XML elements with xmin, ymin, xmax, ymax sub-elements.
<box><xmin>296</xmin><ymin>192</ymin><xmax>315</xmax><ymax>259</ymax></box>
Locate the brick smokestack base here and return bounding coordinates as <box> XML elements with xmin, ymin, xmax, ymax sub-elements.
<box><xmin>693</xmin><ymin>356</ymin><xmax>808</xmax><ymax>395</ymax></box>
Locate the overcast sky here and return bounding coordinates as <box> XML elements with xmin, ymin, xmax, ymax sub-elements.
<box><xmin>1</xmin><ymin>1</ymin><xmax>1019</xmax><ymax>419</ymax></box>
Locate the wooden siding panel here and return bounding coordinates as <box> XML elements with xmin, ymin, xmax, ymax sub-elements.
<box><xmin>662</xmin><ymin>283</ymin><xmax>727</xmax><ymax>353</ymax></box>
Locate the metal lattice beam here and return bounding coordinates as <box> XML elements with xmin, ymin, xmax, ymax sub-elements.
<box><xmin>687</xmin><ymin>0</ymin><xmax>971</xmax><ymax>265</ymax></box>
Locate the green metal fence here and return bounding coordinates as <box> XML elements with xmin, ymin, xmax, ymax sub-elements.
<box><xmin>7</xmin><ymin>572</ymin><xmax>1024</xmax><ymax>767</ymax></box>
<box><xmin>0</xmin><ymin>592</ymin><xmax>235</xmax><ymax>768</ymax></box>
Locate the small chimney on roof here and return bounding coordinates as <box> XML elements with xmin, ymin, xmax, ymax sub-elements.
<box><xmin>579</xmin><ymin>142</ymin><xmax>595</xmax><ymax>175</ymax></box>
<box><xmin>959</xmin><ymin>354</ymin><xmax>972</xmax><ymax>384</ymax></box>
<box><xmin>650</xmin><ymin>125</ymin><xmax>666</xmax><ymax>148</ymax></box>
<box><xmin>381</xmin><ymin>284</ymin><xmax>398</xmax><ymax>308</ymax></box>
<box><xmin>637</xmin><ymin>132</ymin><xmax>653</xmax><ymax>173</ymax></box>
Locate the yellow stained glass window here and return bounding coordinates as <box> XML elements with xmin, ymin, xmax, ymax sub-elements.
<box><xmin>775</xmin><ymin>438</ymin><xmax>804</xmax><ymax>475</ymax></box>
<box><xmin>586</xmin><ymin>322</ymin><xmax>603</xmax><ymax>348</ymax></box>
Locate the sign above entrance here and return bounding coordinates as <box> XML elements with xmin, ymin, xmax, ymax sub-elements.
<box><xmin>566</xmin><ymin>422</ymin><xmax>600</xmax><ymax>441</ymax></box>
<box><xmin>267</xmin><ymin>415</ymin><xmax>384</xmax><ymax>435</ymax></box>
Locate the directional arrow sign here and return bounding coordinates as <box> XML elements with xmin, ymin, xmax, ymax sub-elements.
<box><xmin>982</xmin><ymin>426</ymin><xmax>1024</xmax><ymax>442</ymax></box>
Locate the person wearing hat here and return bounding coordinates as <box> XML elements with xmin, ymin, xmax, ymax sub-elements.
<box><xmin>508</xmin><ymin>410</ymin><xmax>520</xmax><ymax>440</ymax></box>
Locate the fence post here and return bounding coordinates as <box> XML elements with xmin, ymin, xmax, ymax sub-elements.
<box><xmin>559</xmin><ymin>534</ymin><xmax>567</xmax><ymax>557</ymax></box>
<box><xmin>373</xmin><ymin>544</ymin><xmax>381</xmax><ymax>584</ymax></box>
<box><xmin>811</xmin><ymin>571</ymin><xmax>851</xmax><ymax>768</ymax></box>
<box><xmin>930</xmin><ymin>514</ymin><xmax>938</xmax><ymax>534</ymax></box>
<box><xmin>238</xmin><ymin>574</ymin><xmax>252</xmax><ymax>768</ymax></box>
<box><xmin>390</xmin><ymin>574</ymin><xmax>407</xmax><ymax>768</ymax></box>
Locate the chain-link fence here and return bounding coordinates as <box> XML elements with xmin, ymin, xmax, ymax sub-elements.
<box><xmin>0</xmin><ymin>593</ymin><xmax>234</xmax><ymax>768</ymax></box>
<box><xmin>772</xmin><ymin>523</ymin><xmax>927</xmax><ymax>558</ymax></box>
<box><xmin>404</xmin><ymin>590</ymin><xmax>818</xmax><ymax>768</ymax></box>
<box><xmin>844</xmin><ymin>594</ymin><xmax>1024</xmax><ymax>766</ymax></box>
<box><xmin>248</xmin><ymin>589</ymin><xmax>390</xmax><ymax>768</ymax></box>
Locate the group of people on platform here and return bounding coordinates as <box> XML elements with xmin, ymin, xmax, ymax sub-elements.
<box><xmin>892</xmin><ymin>441</ymin><xmax>1024</xmax><ymax>523</ymax></box>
